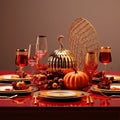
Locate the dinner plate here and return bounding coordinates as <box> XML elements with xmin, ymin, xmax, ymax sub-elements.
<box><xmin>34</xmin><ymin>90</ymin><xmax>86</xmax><ymax>99</ymax></box>
<box><xmin>92</xmin><ymin>74</ymin><xmax>120</xmax><ymax>83</ymax></box>
<box><xmin>0</xmin><ymin>74</ymin><xmax>31</xmax><ymax>83</ymax></box>
<box><xmin>90</xmin><ymin>84</ymin><xmax>120</xmax><ymax>95</ymax></box>
<box><xmin>0</xmin><ymin>83</ymin><xmax>37</xmax><ymax>96</ymax></box>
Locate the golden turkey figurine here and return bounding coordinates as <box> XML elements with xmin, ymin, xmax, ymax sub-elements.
<box><xmin>48</xmin><ymin>35</ymin><xmax>77</xmax><ymax>74</ymax></box>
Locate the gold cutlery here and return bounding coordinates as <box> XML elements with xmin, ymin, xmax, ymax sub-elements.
<box><xmin>86</xmin><ymin>96</ymin><xmax>90</xmax><ymax>104</ymax></box>
<box><xmin>89</xmin><ymin>96</ymin><xmax>94</xmax><ymax>103</ymax></box>
<box><xmin>86</xmin><ymin>95</ymin><xmax>94</xmax><ymax>104</ymax></box>
<box><xmin>33</xmin><ymin>95</ymin><xmax>38</xmax><ymax>104</ymax></box>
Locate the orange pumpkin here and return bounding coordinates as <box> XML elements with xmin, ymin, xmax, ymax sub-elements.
<box><xmin>63</xmin><ymin>70</ymin><xmax>89</xmax><ymax>90</ymax></box>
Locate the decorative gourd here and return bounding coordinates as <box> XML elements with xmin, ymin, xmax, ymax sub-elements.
<box><xmin>63</xmin><ymin>70</ymin><xmax>89</xmax><ymax>90</ymax></box>
<box><xmin>48</xmin><ymin>35</ymin><xmax>76</xmax><ymax>74</ymax></box>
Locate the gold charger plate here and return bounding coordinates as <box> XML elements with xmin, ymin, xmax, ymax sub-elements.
<box><xmin>35</xmin><ymin>90</ymin><xmax>86</xmax><ymax>99</ymax></box>
<box><xmin>90</xmin><ymin>84</ymin><xmax>120</xmax><ymax>95</ymax></box>
<box><xmin>0</xmin><ymin>83</ymin><xmax>37</xmax><ymax>96</ymax></box>
<box><xmin>0</xmin><ymin>74</ymin><xmax>31</xmax><ymax>83</ymax></box>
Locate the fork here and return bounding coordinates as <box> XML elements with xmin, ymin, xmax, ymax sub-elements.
<box><xmin>86</xmin><ymin>95</ymin><xmax>94</xmax><ymax>104</ymax></box>
<box><xmin>89</xmin><ymin>96</ymin><xmax>94</xmax><ymax>103</ymax></box>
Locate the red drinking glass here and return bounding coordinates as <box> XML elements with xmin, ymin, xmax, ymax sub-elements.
<box><xmin>99</xmin><ymin>46</ymin><xmax>112</xmax><ymax>75</ymax></box>
<box><xmin>15</xmin><ymin>49</ymin><xmax>28</xmax><ymax>75</ymax></box>
<box><xmin>84</xmin><ymin>51</ymin><xmax>98</xmax><ymax>83</ymax></box>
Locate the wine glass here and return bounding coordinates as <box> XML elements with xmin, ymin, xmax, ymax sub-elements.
<box><xmin>35</xmin><ymin>35</ymin><xmax>48</xmax><ymax>70</ymax></box>
<box><xmin>15</xmin><ymin>49</ymin><xmax>28</xmax><ymax>77</ymax></box>
<box><xmin>28</xmin><ymin>44</ymin><xmax>37</xmax><ymax>75</ymax></box>
<box><xmin>99</xmin><ymin>46</ymin><xmax>112</xmax><ymax>75</ymax></box>
<box><xmin>84</xmin><ymin>51</ymin><xmax>98</xmax><ymax>83</ymax></box>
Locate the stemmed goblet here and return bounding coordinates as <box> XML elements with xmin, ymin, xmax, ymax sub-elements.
<box><xmin>99</xmin><ymin>46</ymin><xmax>112</xmax><ymax>75</ymax></box>
<box><xmin>84</xmin><ymin>51</ymin><xmax>98</xmax><ymax>83</ymax></box>
<box><xmin>35</xmin><ymin>35</ymin><xmax>48</xmax><ymax>62</ymax></box>
<box><xmin>35</xmin><ymin>35</ymin><xmax>48</xmax><ymax>71</ymax></box>
<box><xmin>15</xmin><ymin>49</ymin><xmax>28</xmax><ymax>77</ymax></box>
<box><xmin>28</xmin><ymin>44</ymin><xmax>37</xmax><ymax>75</ymax></box>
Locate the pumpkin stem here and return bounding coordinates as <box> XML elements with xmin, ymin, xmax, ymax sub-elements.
<box><xmin>73</xmin><ymin>67</ymin><xmax>77</xmax><ymax>73</ymax></box>
<box><xmin>58</xmin><ymin>35</ymin><xmax>64</xmax><ymax>50</ymax></box>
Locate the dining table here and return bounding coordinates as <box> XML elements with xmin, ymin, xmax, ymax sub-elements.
<box><xmin>0</xmin><ymin>70</ymin><xmax>120</xmax><ymax>120</ymax></box>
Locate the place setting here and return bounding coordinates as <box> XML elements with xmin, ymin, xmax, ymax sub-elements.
<box><xmin>88</xmin><ymin>46</ymin><xmax>120</xmax><ymax>97</ymax></box>
<box><xmin>0</xmin><ymin>82</ymin><xmax>37</xmax><ymax>97</ymax></box>
<box><xmin>0</xmin><ymin>35</ymin><xmax>49</xmax><ymax>98</ymax></box>
<box><xmin>29</xmin><ymin>34</ymin><xmax>98</xmax><ymax>104</ymax></box>
<box><xmin>33</xmin><ymin>90</ymin><xmax>89</xmax><ymax>104</ymax></box>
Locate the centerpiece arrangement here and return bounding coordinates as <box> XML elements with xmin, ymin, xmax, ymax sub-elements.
<box><xmin>31</xmin><ymin>34</ymin><xmax>90</xmax><ymax>91</ymax></box>
<box><xmin>13</xmin><ymin>18</ymin><xmax>101</xmax><ymax>92</ymax></box>
<box><xmin>1</xmin><ymin>17</ymin><xmax>118</xmax><ymax>101</ymax></box>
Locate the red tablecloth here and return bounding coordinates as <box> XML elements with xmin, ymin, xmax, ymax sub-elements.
<box><xmin>0</xmin><ymin>71</ymin><xmax>120</xmax><ymax>107</ymax></box>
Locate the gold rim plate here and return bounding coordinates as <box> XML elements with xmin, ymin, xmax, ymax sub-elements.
<box><xmin>91</xmin><ymin>84</ymin><xmax>120</xmax><ymax>94</ymax></box>
<box><xmin>0</xmin><ymin>84</ymin><xmax>37</xmax><ymax>95</ymax></box>
<box><xmin>35</xmin><ymin>90</ymin><xmax>85</xmax><ymax>99</ymax></box>
<box><xmin>0</xmin><ymin>74</ymin><xmax>31</xmax><ymax>82</ymax></box>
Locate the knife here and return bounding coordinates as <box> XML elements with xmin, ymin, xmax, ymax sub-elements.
<box><xmin>0</xmin><ymin>94</ymin><xmax>18</xmax><ymax>99</ymax></box>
